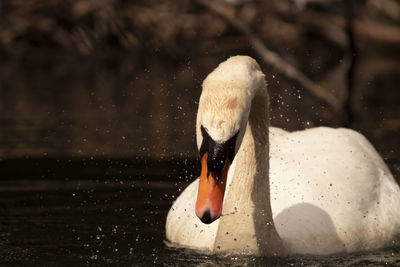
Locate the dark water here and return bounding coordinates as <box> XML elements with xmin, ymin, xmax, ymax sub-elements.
<box><xmin>1</xmin><ymin>158</ymin><xmax>400</xmax><ymax>266</ymax></box>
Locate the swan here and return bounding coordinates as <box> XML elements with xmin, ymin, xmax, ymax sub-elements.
<box><xmin>165</xmin><ymin>55</ymin><xmax>400</xmax><ymax>255</ymax></box>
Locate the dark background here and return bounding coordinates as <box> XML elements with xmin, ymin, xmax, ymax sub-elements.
<box><xmin>0</xmin><ymin>0</ymin><xmax>399</xmax><ymax>163</ymax></box>
<box><xmin>0</xmin><ymin>1</ymin><xmax>400</xmax><ymax>265</ymax></box>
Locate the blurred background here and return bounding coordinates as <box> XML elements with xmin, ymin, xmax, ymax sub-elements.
<box><xmin>1</xmin><ymin>0</ymin><xmax>400</xmax><ymax>264</ymax></box>
<box><xmin>0</xmin><ymin>0</ymin><xmax>399</xmax><ymax>162</ymax></box>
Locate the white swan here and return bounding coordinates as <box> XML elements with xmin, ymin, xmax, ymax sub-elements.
<box><xmin>165</xmin><ymin>55</ymin><xmax>400</xmax><ymax>255</ymax></box>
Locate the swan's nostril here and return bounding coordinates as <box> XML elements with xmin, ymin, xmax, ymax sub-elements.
<box><xmin>200</xmin><ymin>209</ymin><xmax>213</xmax><ymax>224</ymax></box>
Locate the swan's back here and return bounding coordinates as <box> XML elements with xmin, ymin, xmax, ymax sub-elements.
<box><xmin>269</xmin><ymin>127</ymin><xmax>400</xmax><ymax>254</ymax></box>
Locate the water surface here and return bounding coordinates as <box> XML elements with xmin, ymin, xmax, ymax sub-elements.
<box><xmin>1</xmin><ymin>158</ymin><xmax>399</xmax><ymax>266</ymax></box>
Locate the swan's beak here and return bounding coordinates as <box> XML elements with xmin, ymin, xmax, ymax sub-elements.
<box><xmin>195</xmin><ymin>152</ymin><xmax>231</xmax><ymax>224</ymax></box>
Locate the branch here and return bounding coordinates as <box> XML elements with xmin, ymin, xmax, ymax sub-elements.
<box><xmin>197</xmin><ymin>0</ymin><xmax>342</xmax><ymax>112</ymax></box>
<box><xmin>294</xmin><ymin>10</ymin><xmax>400</xmax><ymax>45</ymax></box>
<box><xmin>355</xmin><ymin>19</ymin><xmax>400</xmax><ymax>44</ymax></box>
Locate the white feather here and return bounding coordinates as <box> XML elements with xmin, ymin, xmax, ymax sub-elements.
<box><xmin>166</xmin><ymin>56</ymin><xmax>400</xmax><ymax>255</ymax></box>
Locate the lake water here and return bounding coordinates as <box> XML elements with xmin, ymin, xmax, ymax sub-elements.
<box><xmin>1</xmin><ymin>158</ymin><xmax>400</xmax><ymax>266</ymax></box>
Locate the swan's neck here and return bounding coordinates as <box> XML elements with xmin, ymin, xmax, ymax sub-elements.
<box><xmin>214</xmin><ymin>90</ymin><xmax>285</xmax><ymax>255</ymax></box>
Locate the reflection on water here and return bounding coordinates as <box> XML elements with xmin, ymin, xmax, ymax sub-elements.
<box><xmin>0</xmin><ymin>158</ymin><xmax>399</xmax><ymax>266</ymax></box>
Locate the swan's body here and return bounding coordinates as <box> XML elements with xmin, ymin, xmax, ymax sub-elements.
<box><xmin>165</xmin><ymin>56</ymin><xmax>400</xmax><ymax>255</ymax></box>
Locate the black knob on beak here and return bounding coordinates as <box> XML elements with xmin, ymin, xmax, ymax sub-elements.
<box><xmin>208</xmin><ymin>143</ymin><xmax>227</xmax><ymax>174</ymax></box>
<box><xmin>199</xmin><ymin>126</ymin><xmax>239</xmax><ymax>180</ymax></box>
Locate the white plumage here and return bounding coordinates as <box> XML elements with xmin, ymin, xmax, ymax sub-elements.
<box><xmin>165</xmin><ymin>56</ymin><xmax>400</xmax><ymax>255</ymax></box>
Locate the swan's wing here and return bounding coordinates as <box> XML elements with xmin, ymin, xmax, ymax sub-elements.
<box><xmin>270</xmin><ymin>127</ymin><xmax>400</xmax><ymax>254</ymax></box>
<box><xmin>165</xmin><ymin>178</ymin><xmax>219</xmax><ymax>251</ymax></box>
<box><xmin>269</xmin><ymin>127</ymin><xmax>289</xmax><ymax>138</ymax></box>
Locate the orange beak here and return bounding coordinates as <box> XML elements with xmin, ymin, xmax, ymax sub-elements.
<box><xmin>195</xmin><ymin>152</ymin><xmax>231</xmax><ymax>224</ymax></box>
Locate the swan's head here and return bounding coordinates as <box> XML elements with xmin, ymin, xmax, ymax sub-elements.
<box><xmin>195</xmin><ymin>56</ymin><xmax>266</xmax><ymax>224</ymax></box>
